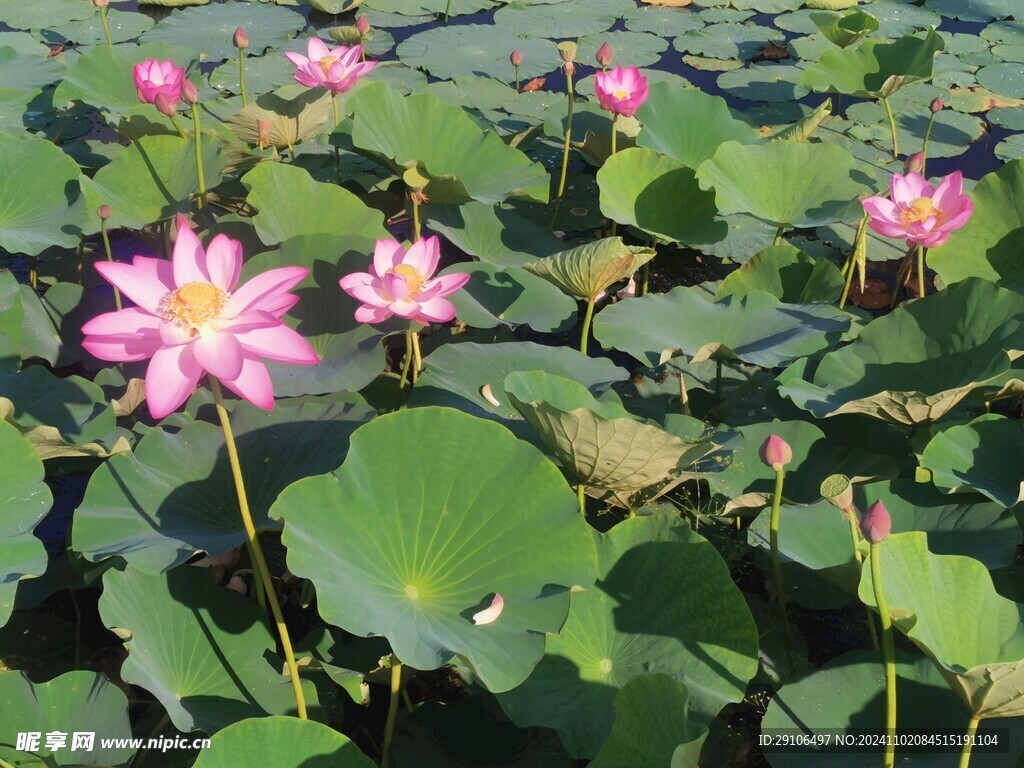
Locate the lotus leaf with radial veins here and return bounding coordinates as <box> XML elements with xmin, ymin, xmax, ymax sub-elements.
<box><xmin>271</xmin><ymin>407</ymin><xmax>599</xmax><ymax>694</ymax></box>
<box><xmin>347</xmin><ymin>82</ymin><xmax>549</xmax><ymax>205</ymax></box>
<box><xmin>192</xmin><ymin>717</ymin><xmax>374</xmax><ymax>768</ymax></box>
<box><xmin>521</xmin><ymin>237</ymin><xmax>656</xmax><ymax>302</ymax></box>
<box><xmin>496</xmin><ymin>515</ymin><xmax>758</xmax><ymax>759</ymax></box>
<box><xmin>860</xmin><ymin>532</ymin><xmax>1024</xmax><ymax>719</ymax></box>
<box><xmin>396</xmin><ymin>24</ymin><xmax>556</xmax><ymax>82</ymax></box>
<box><xmin>494</xmin><ymin>0</ymin><xmax>635</xmax><ymax>38</ymax></box>
<box><xmin>715</xmin><ymin>245</ymin><xmax>844</xmax><ymax>304</ymax></box>
<box><xmin>809</xmin><ymin>9</ymin><xmax>879</xmax><ymax>48</ymax></box>
<box><xmin>226</xmin><ymin>87</ymin><xmax>333</xmax><ymax>151</ymax></box>
<box><xmin>424</xmin><ymin>202</ymin><xmax>566</xmax><ymax>268</ymax></box>
<box><xmin>365</xmin><ymin>0</ymin><xmax>493</xmax><ymax>16</ymax></box>
<box><xmin>777</xmin><ymin>278</ymin><xmax>1024</xmax><ymax>425</ymax></box>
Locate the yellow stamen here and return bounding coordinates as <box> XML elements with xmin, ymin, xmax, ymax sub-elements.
<box><xmin>613</xmin><ymin>89</ymin><xmax>629</xmax><ymax>100</ymax></box>
<box><xmin>900</xmin><ymin>197</ymin><xmax>943</xmax><ymax>226</ymax></box>
<box><xmin>318</xmin><ymin>56</ymin><xmax>339</xmax><ymax>76</ymax></box>
<box><xmin>162</xmin><ymin>281</ymin><xmax>229</xmax><ymax>332</ymax></box>
<box><xmin>390</xmin><ymin>263</ymin><xmax>426</xmax><ymax>298</ymax></box>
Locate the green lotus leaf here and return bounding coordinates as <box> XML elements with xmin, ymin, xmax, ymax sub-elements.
<box><xmin>0</xmin><ymin>132</ymin><xmax>85</xmax><ymax>255</ymax></box>
<box><xmin>99</xmin><ymin>565</ymin><xmax>319</xmax><ymax>733</ymax></box>
<box><xmin>396</xmin><ymin>24</ymin><xmax>554</xmax><ymax>81</ymax></box>
<box><xmin>41</xmin><ymin>9</ymin><xmax>156</xmax><ymax>48</ymax></box>
<box><xmin>504</xmin><ymin>370</ymin><xmax>713</xmax><ymax>494</ymax></box>
<box><xmin>348</xmin><ymin>82</ymin><xmax>548</xmax><ymax>205</ymax></box>
<box><xmin>210</xmin><ymin>54</ymin><xmax>297</xmax><ymax>98</ymax></box>
<box><xmin>0</xmin><ymin>671</ymin><xmax>134</xmax><ymax>767</ymax></box>
<box><xmin>809</xmin><ymin>9</ymin><xmax>879</xmax><ymax>48</ymax></box>
<box><xmin>0</xmin><ymin>271</ymin><xmax>23</xmax><ymax>363</ymax></box>
<box><xmin>777</xmin><ymin>278</ymin><xmax>1024</xmax><ymax>425</ymax></box>
<box><xmin>192</xmin><ymin>716</ymin><xmax>373</xmax><ymax>768</ymax></box>
<box><xmin>80</xmin><ymin>135</ymin><xmax>225</xmax><ymax>234</ymax></box>
<box><xmin>138</xmin><ymin>0</ymin><xmax>209</xmax><ymax>5</ymax></box>
<box><xmin>73</xmin><ymin>399</ymin><xmax>372</xmax><ymax>574</ymax></box>
<box><xmin>860</xmin><ymin>532</ymin><xmax>1024</xmax><ymax>719</ymax></box>
<box><xmin>925</xmin><ymin>0</ymin><xmax>1018</xmax><ymax>23</ymax></box>
<box><xmin>325</xmin><ymin>24</ymin><xmax>394</xmax><ymax>57</ymax></box>
<box><xmin>996</xmin><ymin>135</ymin><xmax>1024</xmax><ymax>163</ymax></box>
<box><xmin>673</xmin><ymin>22</ymin><xmax>773</xmax><ymax>61</ymax></box>
<box><xmin>307</xmin><ymin>0</ymin><xmax>362</xmax><ymax>13</ymax></box>
<box><xmin>441</xmin><ymin>262</ymin><xmax>577</xmax><ymax>333</ymax></box>
<box><xmin>636</xmin><ymin>82</ymin><xmax>757</xmax><ymax>168</ymax></box>
<box><xmin>928</xmin><ymin>159</ymin><xmax>1024</xmax><ymax>291</ymax></box>
<box><xmin>242</xmin><ymin>162</ymin><xmax>389</xmax><ymax>245</ymax></box>
<box><xmin>494</xmin><ymin>0</ymin><xmax>634</xmax><ymax>38</ymax></box>
<box><xmin>497</xmin><ymin>515</ymin><xmax>758</xmax><ymax>758</ymax></box>
<box><xmin>419</xmin><ymin>75</ymin><xmax>517</xmax><ymax>111</ymax></box>
<box><xmin>365</xmin><ymin>0</ymin><xmax>493</xmax><ymax>16</ymax></box>
<box><xmin>520</xmin><ymin>237</ymin><xmax>655</xmax><ymax>302</ymax></box>
<box><xmin>0</xmin><ymin>0</ymin><xmax>95</xmax><ymax>28</ymax></box>
<box><xmin>575</xmin><ymin>30</ymin><xmax>669</xmax><ymax>68</ymax></box>
<box><xmin>597</xmin><ymin>148</ymin><xmax>726</xmax><ymax>246</ymax></box>
<box><xmin>0</xmin><ymin>47</ymin><xmax>65</xmax><ymax>93</ymax></box>
<box><xmin>697</xmin><ymin>140</ymin><xmax>870</xmax><ymax>228</ymax></box>
<box><xmin>625</xmin><ymin>5</ymin><xmax>705</xmax><ymax>36</ymax></box>
<box><xmin>801</xmin><ymin>30</ymin><xmax>945</xmax><ymax>99</ymax></box>
<box><xmin>715</xmin><ymin>244</ymin><xmax>844</xmax><ymax>304</ymax></box>
<box><xmin>272</xmin><ymin>407</ymin><xmax>599</xmax><ymax>693</ymax></box>
<box><xmin>424</xmin><ymin>202</ymin><xmax>565</xmax><ymax>268</ymax></box>
<box><xmin>717</xmin><ymin>63</ymin><xmax>809</xmax><ymax>103</ymax></box>
<box><xmin>594</xmin><ymin>286</ymin><xmax>850</xmax><ymax>369</ymax></box>
<box><xmin>226</xmin><ymin>87</ymin><xmax>332</xmax><ymax>150</ymax></box>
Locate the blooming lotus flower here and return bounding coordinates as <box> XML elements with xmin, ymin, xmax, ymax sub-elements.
<box><xmin>594</xmin><ymin>65</ymin><xmax>649</xmax><ymax>118</ymax></box>
<box><xmin>82</xmin><ymin>214</ymin><xmax>318</xmax><ymax>419</ymax></box>
<box><xmin>861</xmin><ymin>172</ymin><xmax>973</xmax><ymax>249</ymax></box>
<box><xmin>133</xmin><ymin>59</ymin><xmax>186</xmax><ymax>105</ymax></box>
<box><xmin>339</xmin><ymin>236</ymin><xmax>470</xmax><ymax>326</ymax></box>
<box><xmin>284</xmin><ymin>37</ymin><xmax>376</xmax><ymax>95</ymax></box>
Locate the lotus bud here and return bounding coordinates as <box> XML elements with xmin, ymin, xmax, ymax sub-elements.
<box><xmin>596</xmin><ymin>42</ymin><xmax>612</xmax><ymax>67</ymax></box>
<box><xmin>472</xmin><ymin>593</ymin><xmax>504</xmax><ymax>626</ymax></box>
<box><xmin>356</xmin><ymin>15</ymin><xmax>370</xmax><ymax>36</ymax></box>
<box><xmin>180</xmin><ymin>80</ymin><xmax>199</xmax><ymax>106</ymax></box>
<box><xmin>930</xmin><ymin>97</ymin><xmax>943</xmax><ymax>113</ymax></box>
<box><xmin>904</xmin><ymin>151</ymin><xmax>925</xmax><ymax>175</ymax></box>
<box><xmin>154</xmin><ymin>93</ymin><xmax>179</xmax><ymax>117</ymax></box>
<box><xmin>556</xmin><ymin>40</ymin><xmax>578</xmax><ymax>64</ymax></box>
<box><xmin>257</xmin><ymin>120</ymin><xmax>273</xmax><ymax>149</ymax></box>
<box><xmin>758</xmin><ymin>434</ymin><xmax>792</xmax><ymax>471</ymax></box>
<box><xmin>510</xmin><ymin>49</ymin><xmax>523</xmax><ymax>66</ymax></box>
<box><xmin>820</xmin><ymin>474</ymin><xmax>853</xmax><ymax>511</ymax></box>
<box><xmin>233</xmin><ymin>27</ymin><xmax>249</xmax><ymax>50</ymax></box>
<box><xmin>860</xmin><ymin>500</ymin><xmax>891</xmax><ymax>544</ymax></box>
<box><xmin>97</xmin><ymin>204</ymin><xmax>111</xmax><ymax>221</ymax></box>
<box><xmin>91</xmin><ymin>0</ymin><xmax>109</xmax><ymax>7</ymax></box>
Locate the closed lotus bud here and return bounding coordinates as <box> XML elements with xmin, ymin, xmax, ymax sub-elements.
<box><xmin>180</xmin><ymin>80</ymin><xmax>199</xmax><ymax>106</ymax></box>
<box><xmin>904</xmin><ymin>151</ymin><xmax>925</xmax><ymax>175</ymax></box>
<box><xmin>860</xmin><ymin>500</ymin><xmax>891</xmax><ymax>544</ymax></box>
<box><xmin>97</xmin><ymin>204</ymin><xmax>111</xmax><ymax>221</ymax></box>
<box><xmin>356</xmin><ymin>15</ymin><xmax>370</xmax><ymax>36</ymax></box>
<box><xmin>930</xmin><ymin>97</ymin><xmax>943</xmax><ymax>113</ymax></box>
<box><xmin>758</xmin><ymin>434</ymin><xmax>792</xmax><ymax>471</ymax></box>
<box><xmin>154</xmin><ymin>92</ymin><xmax>179</xmax><ymax>117</ymax></box>
<box><xmin>510</xmin><ymin>49</ymin><xmax>523</xmax><ymax>66</ymax></box>
<box><xmin>821</xmin><ymin>474</ymin><xmax>853</xmax><ymax>511</ymax></box>
<box><xmin>233</xmin><ymin>27</ymin><xmax>249</xmax><ymax>50</ymax></box>
<box><xmin>597</xmin><ymin>42</ymin><xmax>612</xmax><ymax>67</ymax></box>
<box><xmin>557</xmin><ymin>40</ymin><xmax>578</xmax><ymax>64</ymax></box>
<box><xmin>91</xmin><ymin>0</ymin><xmax>109</xmax><ymax>7</ymax></box>
<box><xmin>257</xmin><ymin>120</ymin><xmax>273</xmax><ymax>149</ymax></box>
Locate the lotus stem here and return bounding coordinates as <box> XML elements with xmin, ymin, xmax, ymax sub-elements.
<box><xmin>169</xmin><ymin>114</ymin><xmax>186</xmax><ymax>140</ymax></box>
<box><xmin>679</xmin><ymin>370</ymin><xmax>690</xmax><ymax>415</ymax></box>
<box><xmin>209</xmin><ymin>377</ymin><xmax>308</xmax><ymax>721</ymax></box>
<box><xmin>99</xmin><ymin>5</ymin><xmax>113</xmax><ymax>47</ymax></box>
<box><xmin>190</xmin><ymin>103</ymin><xmax>206</xmax><ymax>209</ymax></box>
<box><xmin>443</xmin><ymin>0</ymin><xmax>452</xmax><ymax>23</ymax></box>
<box><xmin>959</xmin><ymin>715</ymin><xmax>981</xmax><ymax>768</ymax></box>
<box><xmin>715</xmin><ymin>359</ymin><xmax>722</xmax><ymax>399</ymax></box>
<box><xmin>916</xmin><ymin>244</ymin><xmax>926</xmax><ymax>299</ymax></box>
<box><xmin>839</xmin><ymin>213</ymin><xmax>870</xmax><ymax>310</ymax></box>
<box><xmin>769</xmin><ymin>467</ymin><xmax>794</xmax><ymax>676</ymax></box>
<box><xmin>238</xmin><ymin>48</ymin><xmax>248</xmax><ymax>107</ymax></box>
<box><xmin>608</xmin><ymin>119</ymin><xmax>618</xmax><ymax>238</ymax></box>
<box><xmin>381</xmin><ymin>661</ymin><xmax>403</xmax><ymax>768</ymax></box>
<box><xmin>773</xmin><ymin>225</ymin><xmax>785</xmax><ymax>246</ymax></box>
<box><xmin>29</xmin><ymin>257</ymin><xmax>36</xmax><ymax>290</ymax></box>
<box><xmin>411</xmin><ymin>329</ymin><xmax>422</xmax><ymax>384</ymax></box>
<box><xmin>577</xmin><ymin>482</ymin><xmax>586</xmax><ymax>515</ymax></box>
<box><xmin>839</xmin><ymin>254</ymin><xmax>856</xmax><ymax>310</ymax></box>
<box><xmin>922</xmin><ymin>112</ymin><xmax>938</xmax><ymax>175</ymax></box>
<box><xmin>640</xmin><ymin>262</ymin><xmax>649</xmax><ymax>296</ymax></box>
<box><xmin>882</xmin><ymin>96</ymin><xmax>899</xmax><ymax>159</ymax></box>
<box><xmin>579</xmin><ymin>296</ymin><xmax>595</xmax><ymax>356</ymax></box>
<box><xmin>411</xmin><ymin>194</ymin><xmax>421</xmax><ymax>243</ymax></box>
<box><xmin>332</xmin><ymin>94</ymin><xmax>343</xmax><ymax>184</ymax></box>
<box><xmin>99</xmin><ymin>217</ymin><xmax>122</xmax><ymax>312</ymax></box>
<box><xmin>549</xmin><ymin>67</ymin><xmax>575</xmax><ymax>229</ymax></box>
<box><xmin>870</xmin><ymin>540</ymin><xmax>897</xmax><ymax>768</ymax></box>
<box><xmin>398</xmin><ymin>325</ymin><xmax>414</xmax><ymax>390</ymax></box>
<box><xmin>514</xmin><ymin>63</ymin><xmax>520</xmax><ymax>91</ymax></box>
<box><xmin>844</xmin><ymin>508</ymin><xmax>878</xmax><ymax>649</ymax></box>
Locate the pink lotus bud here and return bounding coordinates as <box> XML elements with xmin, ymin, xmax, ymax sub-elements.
<box><xmin>180</xmin><ymin>80</ymin><xmax>199</xmax><ymax>106</ymax></box>
<box><xmin>472</xmin><ymin>593</ymin><xmax>504</xmax><ymax>626</ymax></box>
<box><xmin>97</xmin><ymin>204</ymin><xmax>111</xmax><ymax>221</ymax></box>
<box><xmin>92</xmin><ymin>0</ymin><xmax>109</xmax><ymax>7</ymax></box>
<box><xmin>930</xmin><ymin>97</ymin><xmax>943</xmax><ymax>113</ymax></box>
<box><xmin>257</xmin><ymin>120</ymin><xmax>273</xmax><ymax>149</ymax></box>
<box><xmin>356</xmin><ymin>16</ymin><xmax>370</xmax><ymax>36</ymax></box>
<box><xmin>758</xmin><ymin>434</ymin><xmax>792</xmax><ymax>471</ymax></box>
<box><xmin>597</xmin><ymin>42</ymin><xmax>613</xmax><ymax>67</ymax></box>
<box><xmin>154</xmin><ymin>93</ymin><xmax>179</xmax><ymax>117</ymax></box>
<box><xmin>510</xmin><ymin>50</ymin><xmax>523</xmax><ymax>66</ymax></box>
<box><xmin>860</xmin><ymin>501</ymin><xmax>891</xmax><ymax>544</ymax></box>
<box><xmin>233</xmin><ymin>27</ymin><xmax>249</xmax><ymax>50</ymax></box>
<box><xmin>904</xmin><ymin>152</ymin><xmax>925</xmax><ymax>175</ymax></box>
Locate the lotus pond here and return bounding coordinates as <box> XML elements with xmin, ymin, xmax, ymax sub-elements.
<box><xmin>3</xmin><ymin>0</ymin><xmax>1024</xmax><ymax>765</ymax></box>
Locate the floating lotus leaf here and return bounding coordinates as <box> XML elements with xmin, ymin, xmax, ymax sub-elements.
<box><xmin>494</xmin><ymin>0</ymin><xmax>634</xmax><ymax>38</ymax></box>
<box><xmin>624</xmin><ymin>5</ymin><xmax>705</xmax><ymax>35</ymax></box>
<box><xmin>801</xmin><ymin>30</ymin><xmax>945</xmax><ymax>99</ymax></box>
<box><xmin>0</xmin><ymin>47</ymin><xmax>65</xmax><ymax>93</ymax></box>
<box><xmin>193</xmin><ymin>717</ymin><xmax>374</xmax><ymax>768</ymax></box>
<box><xmin>996</xmin><ymin>134</ymin><xmax>1024</xmax><ymax>163</ymax></box>
<box><xmin>99</xmin><ymin>565</ymin><xmax>319</xmax><ymax>733</ymax></box>
<box><xmin>0</xmin><ymin>671</ymin><xmax>134</xmax><ymax>767</ymax></box>
<box><xmin>41</xmin><ymin>9</ymin><xmax>155</xmax><ymax>47</ymax></box>
<box><xmin>777</xmin><ymin>278</ymin><xmax>1024</xmax><ymax>425</ymax></box>
<box><xmin>860</xmin><ymin>532</ymin><xmax>1024</xmax><ymax>719</ymax></box>
<box><xmin>348</xmin><ymin>82</ymin><xmax>548</xmax><ymax>205</ymax></box>
<box><xmin>717</xmin><ymin>63</ymin><xmax>810</xmax><ymax>103</ymax></box>
<box><xmin>226</xmin><ymin>86</ymin><xmax>332</xmax><ymax>149</ymax></box>
<box><xmin>575</xmin><ymin>31</ymin><xmax>669</xmax><ymax>68</ymax></box>
<box><xmin>497</xmin><ymin>515</ymin><xmax>758</xmax><ymax>758</ymax></box>
<box><xmin>272</xmin><ymin>407</ymin><xmax>599</xmax><ymax>693</ymax></box>
<box><xmin>597</xmin><ymin>148</ymin><xmax>726</xmax><ymax>245</ymax></box>
<box><xmin>809</xmin><ymin>9</ymin><xmax>879</xmax><ymax>48</ymax></box>
<box><xmin>364</xmin><ymin>0</ymin><xmax>493</xmax><ymax>16</ymax></box>
<box><xmin>715</xmin><ymin>245</ymin><xmax>844</xmax><ymax>304</ymax></box>
<box><xmin>925</xmin><ymin>0</ymin><xmax>1018</xmax><ymax>22</ymax></box>
<box><xmin>594</xmin><ymin>286</ymin><xmax>850</xmax><ymax>369</ymax></box>
<box><xmin>73</xmin><ymin>399</ymin><xmax>372</xmax><ymax>574</ymax></box>
<box><xmin>397</xmin><ymin>24</ymin><xmax>556</xmax><ymax>82</ymax></box>
<box><xmin>520</xmin><ymin>237</ymin><xmax>656</xmax><ymax>301</ymax></box>
<box><xmin>673</xmin><ymin>22</ymin><xmax>773</xmax><ymax>61</ymax></box>
<box><xmin>424</xmin><ymin>202</ymin><xmax>565</xmax><ymax>268</ymax></box>
<box><xmin>306</xmin><ymin>0</ymin><xmax>362</xmax><ymax>12</ymax></box>
<box><xmin>138</xmin><ymin>0</ymin><xmax>209</xmax><ymax>5</ymax></box>
<box><xmin>697</xmin><ymin>140</ymin><xmax>869</xmax><ymax>228</ymax></box>
<box><xmin>0</xmin><ymin>0</ymin><xmax>95</xmax><ymax>28</ymax></box>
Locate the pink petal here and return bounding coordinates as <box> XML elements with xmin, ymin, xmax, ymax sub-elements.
<box><xmin>234</xmin><ymin>324</ymin><xmax>319</xmax><ymax>365</ymax></box>
<box><xmin>193</xmin><ymin>331</ymin><xmax>244</xmax><ymax>381</ymax></box>
<box><xmin>402</xmin><ymin>236</ymin><xmax>440</xmax><ymax>278</ymax></box>
<box><xmin>159</xmin><ymin>321</ymin><xmax>194</xmax><ymax>347</ymax></box>
<box><xmin>931</xmin><ymin>172</ymin><xmax>965</xmax><ymax>213</ymax></box>
<box><xmin>939</xmin><ymin>200</ymin><xmax>974</xmax><ymax>232</ymax></box>
<box><xmin>472</xmin><ymin>594</ymin><xmax>504</xmax><ymax>626</ymax></box>
<box><xmin>388</xmin><ymin>298</ymin><xmax>422</xmax><ymax>319</ymax></box>
<box><xmin>383</xmin><ymin>273</ymin><xmax>409</xmax><ymax>301</ymax></box>
<box><xmin>204</xmin><ymin>234</ymin><xmax>243</xmax><ymax>291</ymax></box>
<box><xmin>420</xmin><ymin>272</ymin><xmax>470</xmax><ymax>301</ymax></box>
<box><xmin>866</xmin><ymin>217</ymin><xmax>910</xmax><ymax>240</ymax></box>
<box><xmin>82</xmin><ymin>307</ymin><xmax>161</xmax><ymax>336</ymax></box>
<box><xmin>94</xmin><ymin>261</ymin><xmax>173</xmax><ymax>315</ymax></box>
<box><xmin>354</xmin><ymin>304</ymin><xmax>393</xmax><ymax>324</ymax></box>
<box><xmin>293</xmin><ymin>71</ymin><xmax>321</xmax><ymax>89</ymax></box>
<box><xmin>861</xmin><ymin>195</ymin><xmax>898</xmax><ymax>223</ymax></box>
<box><xmin>345</xmin><ymin>282</ymin><xmax>390</xmax><ymax>307</ymax></box>
<box><xmin>145</xmin><ymin>344</ymin><xmax>204</xmax><ymax>419</ymax></box>
<box><xmin>172</xmin><ymin>214</ymin><xmax>209</xmax><ymax>286</ymax></box>
<box><xmin>414</xmin><ymin>297</ymin><xmax>456</xmax><ymax>323</ymax></box>
<box><xmin>307</xmin><ymin>37</ymin><xmax>330</xmax><ymax>62</ymax></box>
<box><xmin>225</xmin><ymin>267</ymin><xmax>309</xmax><ymax>317</ymax></box>
<box><xmin>210</xmin><ymin>310</ymin><xmax>281</xmax><ymax>333</ymax></box>
<box><xmin>82</xmin><ymin>335</ymin><xmax>162</xmax><ymax>363</ymax></box>
<box><xmin>220</xmin><ymin>356</ymin><xmax>275</xmax><ymax>411</ymax></box>
<box><xmin>372</xmin><ymin>239</ymin><xmax>405</xmax><ymax>277</ymax></box>
<box><xmin>284</xmin><ymin>51</ymin><xmax>309</xmax><ymax>68</ymax></box>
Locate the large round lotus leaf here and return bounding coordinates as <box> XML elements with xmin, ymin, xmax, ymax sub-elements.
<box><xmin>140</xmin><ymin>2</ymin><xmax>305</xmax><ymax>61</ymax></box>
<box><xmin>193</xmin><ymin>717</ymin><xmax>373</xmax><ymax>768</ymax></box>
<box><xmin>494</xmin><ymin>0</ymin><xmax>634</xmax><ymax>38</ymax></box>
<box><xmin>697</xmin><ymin>140</ymin><xmax>868</xmax><ymax>229</ymax></box>
<box><xmin>860</xmin><ymin>532</ymin><xmax>1024</xmax><ymax>719</ymax></box>
<box><xmin>79</xmin><ymin>135</ymin><xmax>225</xmax><ymax>234</ymax></box>
<box><xmin>520</xmin><ymin>237</ymin><xmax>656</xmax><ymax>301</ymax></box>
<box><xmin>779</xmin><ymin>278</ymin><xmax>1024</xmax><ymax>424</ymax></box>
<box><xmin>624</xmin><ymin>5</ymin><xmax>705</xmax><ymax>36</ymax></box>
<box><xmin>99</xmin><ymin>565</ymin><xmax>319</xmax><ymax>733</ymax></box>
<box><xmin>0</xmin><ymin>48</ymin><xmax>65</xmax><ymax>93</ymax></box>
<box><xmin>0</xmin><ymin>421</ymin><xmax>50</xmax><ymax>628</ymax></box>
<box><xmin>801</xmin><ymin>30</ymin><xmax>945</xmax><ymax>99</ymax></box>
<box><xmin>424</xmin><ymin>202</ymin><xmax>565</xmax><ymax>268</ymax></box>
<box><xmin>41</xmin><ymin>9</ymin><xmax>155</xmax><ymax>47</ymax></box>
<box><xmin>73</xmin><ymin>399</ymin><xmax>372</xmax><ymax>574</ymax></box>
<box><xmin>715</xmin><ymin>245</ymin><xmax>844</xmax><ymax>304</ymax></box>
<box><xmin>504</xmin><ymin>370</ymin><xmax>714</xmax><ymax>493</ymax></box>
<box><xmin>418</xmin><ymin>75</ymin><xmax>517</xmax><ymax>112</ymax></box>
<box><xmin>589</xmin><ymin>674</ymin><xmax>707</xmax><ymax>768</ymax></box>
<box><xmin>0</xmin><ymin>132</ymin><xmax>85</xmax><ymax>255</ymax></box>
<box><xmin>242</xmin><ymin>162</ymin><xmax>388</xmax><ymax>245</ymax></box>
<box><xmin>929</xmin><ymin>160</ymin><xmax>1024</xmax><ymax>291</ymax></box>
<box><xmin>0</xmin><ymin>0</ymin><xmax>95</xmax><ymax>28</ymax></box>
<box><xmin>925</xmin><ymin>0</ymin><xmax>1018</xmax><ymax>22</ymax></box>
<box><xmin>226</xmin><ymin>86</ymin><xmax>332</xmax><ymax>149</ymax></box>
<box><xmin>0</xmin><ymin>271</ymin><xmax>23</xmax><ymax>358</ymax></box>
<box><xmin>397</xmin><ymin>25</ymin><xmax>556</xmax><ymax>82</ymax></box>
<box><xmin>364</xmin><ymin>0</ymin><xmax>493</xmax><ymax>16</ymax></box>
<box><xmin>845</xmin><ymin>100</ymin><xmax>986</xmax><ymax>159</ymax></box>
<box><xmin>497</xmin><ymin>515</ymin><xmax>758</xmax><ymax>758</ymax></box>
<box><xmin>138</xmin><ymin>0</ymin><xmax>209</xmax><ymax>5</ymax></box>
<box><xmin>210</xmin><ymin>55</ymin><xmax>296</xmax><ymax>98</ymax></box>
<box><xmin>996</xmin><ymin>134</ymin><xmax>1024</xmax><ymax>163</ymax></box>
<box><xmin>0</xmin><ymin>671</ymin><xmax>134</xmax><ymax>767</ymax></box>
<box><xmin>348</xmin><ymin>82</ymin><xmax>548</xmax><ymax>205</ymax></box>
<box><xmin>575</xmin><ymin>31</ymin><xmax>669</xmax><ymax>68</ymax></box>
<box><xmin>717</xmin><ymin>63</ymin><xmax>809</xmax><ymax>102</ymax></box>
<box><xmin>271</xmin><ymin>407</ymin><xmax>599</xmax><ymax>693</ymax></box>
<box><xmin>597</xmin><ymin>148</ymin><xmax>726</xmax><ymax>246</ymax></box>
<box><xmin>594</xmin><ymin>286</ymin><xmax>850</xmax><ymax>369</ymax></box>
<box><xmin>673</xmin><ymin>22</ymin><xmax>773</xmax><ymax>61</ymax></box>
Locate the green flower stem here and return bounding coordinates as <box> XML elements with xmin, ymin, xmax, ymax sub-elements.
<box><xmin>99</xmin><ymin>5</ymin><xmax>113</xmax><ymax>46</ymax></box>
<box><xmin>169</xmin><ymin>114</ymin><xmax>186</xmax><ymax>140</ymax></box>
<box><xmin>770</xmin><ymin>467</ymin><xmax>794</xmax><ymax>675</ymax></box>
<box><xmin>29</xmin><ymin>257</ymin><xmax>36</xmax><ymax>290</ymax></box>
<box><xmin>608</xmin><ymin>118</ymin><xmax>618</xmax><ymax>238</ymax></box>
<box><xmin>238</xmin><ymin>49</ymin><xmax>249</xmax><ymax>107</ymax></box>
<box><xmin>209</xmin><ymin>377</ymin><xmax>308</xmax><ymax>721</ymax></box>
<box><xmin>190</xmin><ymin>103</ymin><xmax>207</xmax><ymax>209</ymax></box>
<box><xmin>549</xmin><ymin>67</ymin><xmax>575</xmax><ymax>229</ymax></box>
<box><xmin>916</xmin><ymin>244</ymin><xmax>926</xmax><ymax>299</ymax></box>
<box><xmin>959</xmin><ymin>715</ymin><xmax>981</xmax><ymax>768</ymax></box>
<box><xmin>844</xmin><ymin>510</ymin><xmax>879</xmax><ymax>650</ymax></box>
<box><xmin>332</xmin><ymin>94</ymin><xmax>343</xmax><ymax>184</ymax></box>
<box><xmin>870</xmin><ymin>540</ymin><xmax>897</xmax><ymax>768</ymax></box>
<box><xmin>443</xmin><ymin>0</ymin><xmax>452</xmax><ymax>23</ymax></box>
<box><xmin>411</xmin><ymin>328</ymin><xmax>422</xmax><ymax>384</ymax></box>
<box><xmin>398</xmin><ymin>325</ymin><xmax>415</xmax><ymax>390</ymax></box>
<box><xmin>922</xmin><ymin>112</ymin><xmax>938</xmax><ymax>175</ymax></box>
<box><xmin>99</xmin><ymin>217</ymin><xmax>122</xmax><ymax>311</ymax></box>
<box><xmin>411</xmin><ymin>194</ymin><xmax>422</xmax><ymax>243</ymax></box>
<box><xmin>359</xmin><ymin>37</ymin><xmax>366</xmax><ymax>63</ymax></box>
<box><xmin>577</xmin><ymin>482</ymin><xmax>586</xmax><ymax>515</ymax></box>
<box><xmin>679</xmin><ymin>369</ymin><xmax>690</xmax><ymax>415</ymax></box>
<box><xmin>773</xmin><ymin>225</ymin><xmax>785</xmax><ymax>246</ymax></box>
<box><xmin>579</xmin><ymin>296</ymin><xmax>596</xmax><ymax>356</ymax></box>
<box><xmin>381</xmin><ymin>661</ymin><xmax>403</xmax><ymax>768</ymax></box>
<box><xmin>514</xmin><ymin>63</ymin><xmax>520</xmax><ymax>91</ymax></box>
<box><xmin>839</xmin><ymin>252</ymin><xmax>856</xmax><ymax>310</ymax></box>
<box><xmin>640</xmin><ymin>261</ymin><xmax>649</xmax><ymax>296</ymax></box>
<box><xmin>882</xmin><ymin>96</ymin><xmax>899</xmax><ymax>159</ymax></box>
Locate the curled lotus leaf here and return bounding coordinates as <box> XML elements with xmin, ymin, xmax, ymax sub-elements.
<box><xmin>226</xmin><ymin>87</ymin><xmax>332</xmax><ymax>150</ymax></box>
<box><xmin>520</xmin><ymin>237</ymin><xmax>656</xmax><ymax>302</ymax></box>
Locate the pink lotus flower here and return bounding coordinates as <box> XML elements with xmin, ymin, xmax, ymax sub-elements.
<box><xmin>133</xmin><ymin>59</ymin><xmax>186</xmax><ymax>105</ymax></box>
<box><xmin>284</xmin><ymin>37</ymin><xmax>376</xmax><ymax>95</ymax></box>
<box><xmin>861</xmin><ymin>172</ymin><xmax>973</xmax><ymax>249</ymax></box>
<box><xmin>759</xmin><ymin>434</ymin><xmax>793</xmax><ymax>471</ymax></box>
<box><xmin>82</xmin><ymin>214</ymin><xmax>318</xmax><ymax>419</ymax></box>
<box><xmin>339</xmin><ymin>236</ymin><xmax>470</xmax><ymax>326</ymax></box>
<box><xmin>594</xmin><ymin>65</ymin><xmax>649</xmax><ymax>118</ymax></box>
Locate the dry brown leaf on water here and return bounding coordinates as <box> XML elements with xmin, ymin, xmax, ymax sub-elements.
<box><xmin>519</xmin><ymin>77</ymin><xmax>546</xmax><ymax>93</ymax></box>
